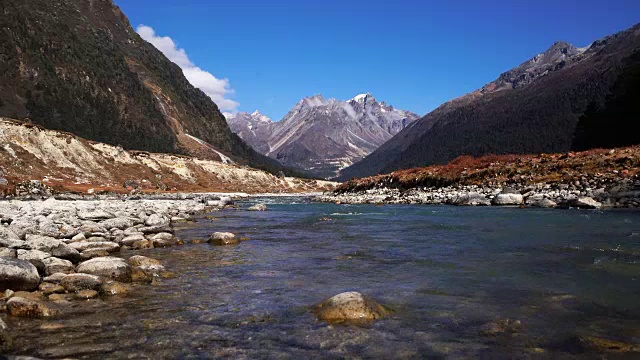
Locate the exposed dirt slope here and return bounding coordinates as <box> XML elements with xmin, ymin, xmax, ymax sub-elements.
<box><xmin>0</xmin><ymin>118</ymin><xmax>335</xmax><ymax>194</ymax></box>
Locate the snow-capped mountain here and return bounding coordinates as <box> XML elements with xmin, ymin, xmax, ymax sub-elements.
<box><xmin>225</xmin><ymin>94</ymin><xmax>419</xmax><ymax>178</ymax></box>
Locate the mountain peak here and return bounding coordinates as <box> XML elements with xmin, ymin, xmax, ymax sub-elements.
<box><xmin>252</xmin><ymin>110</ymin><xmax>272</xmax><ymax>123</ymax></box>
<box><xmin>350</xmin><ymin>93</ymin><xmax>375</xmax><ymax>103</ymax></box>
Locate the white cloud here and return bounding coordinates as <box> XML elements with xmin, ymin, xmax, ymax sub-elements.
<box><xmin>136</xmin><ymin>25</ymin><xmax>239</xmax><ymax>112</ymax></box>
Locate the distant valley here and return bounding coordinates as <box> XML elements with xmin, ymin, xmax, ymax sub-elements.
<box><xmin>226</xmin><ymin>94</ymin><xmax>418</xmax><ymax>178</ymax></box>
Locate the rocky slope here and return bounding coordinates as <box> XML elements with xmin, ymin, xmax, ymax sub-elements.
<box><xmin>320</xmin><ymin>146</ymin><xmax>640</xmax><ymax>208</ymax></box>
<box><xmin>225</xmin><ymin>111</ymin><xmax>274</xmax><ymax>155</ymax></box>
<box><xmin>226</xmin><ymin>94</ymin><xmax>418</xmax><ymax>178</ymax></box>
<box><xmin>0</xmin><ymin>0</ymin><xmax>289</xmax><ymax>174</ymax></box>
<box><xmin>0</xmin><ymin>118</ymin><xmax>335</xmax><ymax>195</ymax></box>
<box><xmin>339</xmin><ymin>23</ymin><xmax>640</xmax><ymax>180</ymax></box>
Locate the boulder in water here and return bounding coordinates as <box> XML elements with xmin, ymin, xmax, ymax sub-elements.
<box><xmin>248</xmin><ymin>204</ymin><xmax>267</xmax><ymax>211</ymax></box>
<box><xmin>76</xmin><ymin>257</ymin><xmax>131</xmax><ymax>282</ymax></box>
<box><xmin>312</xmin><ymin>291</ymin><xmax>390</xmax><ymax>325</ymax></box>
<box><xmin>209</xmin><ymin>232</ymin><xmax>239</xmax><ymax>246</ymax></box>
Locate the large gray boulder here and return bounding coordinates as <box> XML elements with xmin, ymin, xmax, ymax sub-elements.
<box><xmin>78</xmin><ymin>209</ymin><xmax>115</xmax><ymax>221</ymax></box>
<box><xmin>564</xmin><ymin>196</ymin><xmax>603</xmax><ymax>209</ymax></box>
<box><xmin>76</xmin><ymin>256</ymin><xmax>131</xmax><ymax>282</ymax></box>
<box><xmin>100</xmin><ymin>217</ymin><xmax>134</xmax><ymax>230</ymax></box>
<box><xmin>69</xmin><ymin>241</ymin><xmax>120</xmax><ymax>253</ymax></box>
<box><xmin>526</xmin><ymin>195</ymin><xmax>557</xmax><ymax>208</ymax></box>
<box><xmin>24</xmin><ymin>235</ymin><xmax>81</xmax><ymax>263</ymax></box>
<box><xmin>42</xmin><ymin>257</ymin><xmax>74</xmax><ymax>275</ymax></box>
<box><xmin>0</xmin><ymin>257</ymin><xmax>41</xmax><ymax>291</ymax></box>
<box><xmin>451</xmin><ymin>192</ymin><xmax>491</xmax><ymax>206</ymax></box>
<box><xmin>0</xmin><ymin>226</ymin><xmax>26</xmax><ymax>248</ymax></box>
<box><xmin>492</xmin><ymin>193</ymin><xmax>524</xmax><ymax>206</ymax></box>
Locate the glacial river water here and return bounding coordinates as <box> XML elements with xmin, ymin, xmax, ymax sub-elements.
<box><xmin>5</xmin><ymin>198</ymin><xmax>640</xmax><ymax>358</ymax></box>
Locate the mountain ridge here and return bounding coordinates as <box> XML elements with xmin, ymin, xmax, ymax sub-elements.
<box><xmin>338</xmin><ymin>23</ymin><xmax>640</xmax><ymax>181</ymax></box>
<box><xmin>226</xmin><ymin>94</ymin><xmax>419</xmax><ymax>178</ymax></box>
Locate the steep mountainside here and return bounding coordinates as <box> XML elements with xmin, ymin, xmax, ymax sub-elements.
<box><xmin>339</xmin><ymin>23</ymin><xmax>640</xmax><ymax>181</ymax></box>
<box><xmin>226</xmin><ymin>94</ymin><xmax>418</xmax><ymax>178</ymax></box>
<box><xmin>0</xmin><ymin>0</ymin><xmax>288</xmax><ymax>174</ymax></box>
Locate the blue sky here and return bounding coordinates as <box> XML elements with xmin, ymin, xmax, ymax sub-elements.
<box><xmin>115</xmin><ymin>0</ymin><xmax>640</xmax><ymax>120</ymax></box>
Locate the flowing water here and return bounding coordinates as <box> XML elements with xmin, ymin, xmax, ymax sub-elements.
<box><xmin>4</xmin><ymin>198</ymin><xmax>640</xmax><ymax>359</ymax></box>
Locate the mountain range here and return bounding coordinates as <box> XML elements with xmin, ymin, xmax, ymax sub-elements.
<box><xmin>0</xmin><ymin>0</ymin><xmax>292</xmax><ymax>175</ymax></box>
<box><xmin>226</xmin><ymin>94</ymin><xmax>418</xmax><ymax>178</ymax></box>
<box><xmin>338</xmin><ymin>23</ymin><xmax>640</xmax><ymax>180</ymax></box>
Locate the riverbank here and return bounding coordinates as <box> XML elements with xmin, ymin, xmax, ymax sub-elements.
<box><xmin>319</xmin><ymin>146</ymin><xmax>640</xmax><ymax>208</ymax></box>
<box><xmin>0</xmin><ymin>193</ymin><xmax>260</xmax><ymax>352</ymax></box>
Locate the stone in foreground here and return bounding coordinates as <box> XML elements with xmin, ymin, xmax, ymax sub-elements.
<box><xmin>76</xmin><ymin>257</ymin><xmax>132</xmax><ymax>282</ymax></box>
<box><xmin>0</xmin><ymin>257</ymin><xmax>41</xmax><ymax>291</ymax></box>
<box><xmin>312</xmin><ymin>291</ymin><xmax>390</xmax><ymax>325</ymax></box>
<box><xmin>209</xmin><ymin>232</ymin><xmax>240</xmax><ymax>246</ymax></box>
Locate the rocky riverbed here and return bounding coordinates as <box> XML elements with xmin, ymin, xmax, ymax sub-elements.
<box><xmin>0</xmin><ymin>193</ymin><xmax>248</xmax><ymax>352</ymax></box>
<box><xmin>316</xmin><ymin>177</ymin><xmax>640</xmax><ymax>208</ymax></box>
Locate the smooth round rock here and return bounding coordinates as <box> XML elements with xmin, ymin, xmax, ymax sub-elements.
<box><xmin>59</xmin><ymin>273</ymin><xmax>103</xmax><ymax>292</ymax></box>
<box><xmin>75</xmin><ymin>257</ymin><xmax>132</xmax><ymax>282</ymax></box>
<box><xmin>208</xmin><ymin>232</ymin><xmax>239</xmax><ymax>246</ymax></box>
<box><xmin>312</xmin><ymin>291</ymin><xmax>390</xmax><ymax>324</ymax></box>
<box><xmin>0</xmin><ymin>257</ymin><xmax>41</xmax><ymax>291</ymax></box>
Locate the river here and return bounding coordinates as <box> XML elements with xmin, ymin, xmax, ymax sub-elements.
<box><xmin>6</xmin><ymin>198</ymin><xmax>640</xmax><ymax>358</ymax></box>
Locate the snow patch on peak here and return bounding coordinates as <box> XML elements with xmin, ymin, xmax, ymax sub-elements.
<box><xmin>351</xmin><ymin>93</ymin><xmax>370</xmax><ymax>103</ymax></box>
<box><xmin>251</xmin><ymin>110</ymin><xmax>272</xmax><ymax>123</ymax></box>
<box><xmin>223</xmin><ymin>112</ymin><xmax>234</xmax><ymax>119</ymax></box>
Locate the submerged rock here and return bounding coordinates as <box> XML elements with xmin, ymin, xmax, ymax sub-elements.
<box><xmin>128</xmin><ymin>255</ymin><xmax>161</xmax><ymax>267</ymax></box>
<box><xmin>0</xmin><ymin>257</ymin><xmax>41</xmax><ymax>291</ymax></box>
<box><xmin>480</xmin><ymin>318</ymin><xmax>523</xmax><ymax>336</ymax></box>
<box><xmin>76</xmin><ymin>257</ymin><xmax>131</xmax><ymax>282</ymax></box>
<box><xmin>6</xmin><ymin>296</ymin><xmax>60</xmax><ymax>318</ymax></box>
<box><xmin>99</xmin><ymin>281</ymin><xmax>131</xmax><ymax>296</ymax></box>
<box><xmin>312</xmin><ymin>291</ymin><xmax>390</xmax><ymax>325</ymax></box>
<box><xmin>75</xmin><ymin>289</ymin><xmax>99</xmax><ymax>300</ymax></box>
<box><xmin>209</xmin><ymin>232</ymin><xmax>239</xmax><ymax>246</ymax></box>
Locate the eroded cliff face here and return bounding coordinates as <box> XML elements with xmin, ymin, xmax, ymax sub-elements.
<box><xmin>0</xmin><ymin>118</ymin><xmax>336</xmax><ymax>194</ymax></box>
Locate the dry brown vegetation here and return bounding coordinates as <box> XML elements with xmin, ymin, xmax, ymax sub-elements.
<box><xmin>337</xmin><ymin>146</ymin><xmax>640</xmax><ymax>193</ymax></box>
